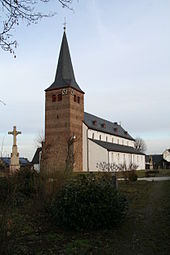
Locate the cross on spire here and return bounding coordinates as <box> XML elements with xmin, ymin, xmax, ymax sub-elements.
<box><xmin>63</xmin><ymin>17</ymin><xmax>67</xmax><ymax>31</ymax></box>
<box><xmin>8</xmin><ymin>126</ymin><xmax>21</xmax><ymax>146</ymax></box>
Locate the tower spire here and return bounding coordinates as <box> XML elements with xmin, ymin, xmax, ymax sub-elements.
<box><xmin>45</xmin><ymin>30</ymin><xmax>84</xmax><ymax>93</ymax></box>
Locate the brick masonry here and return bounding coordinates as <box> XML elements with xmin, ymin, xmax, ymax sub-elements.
<box><xmin>41</xmin><ymin>87</ymin><xmax>84</xmax><ymax>174</ymax></box>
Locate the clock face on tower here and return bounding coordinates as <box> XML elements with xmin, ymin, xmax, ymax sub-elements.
<box><xmin>62</xmin><ymin>88</ymin><xmax>67</xmax><ymax>95</ymax></box>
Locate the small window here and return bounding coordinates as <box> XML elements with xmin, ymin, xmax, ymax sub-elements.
<box><xmin>106</xmin><ymin>136</ymin><xmax>108</xmax><ymax>142</ymax></box>
<box><xmin>74</xmin><ymin>95</ymin><xmax>77</xmax><ymax>102</ymax></box>
<box><xmin>77</xmin><ymin>96</ymin><xmax>80</xmax><ymax>104</ymax></box>
<box><xmin>117</xmin><ymin>139</ymin><xmax>119</xmax><ymax>144</ymax></box>
<box><xmin>114</xmin><ymin>127</ymin><xmax>118</xmax><ymax>132</ymax></box>
<box><xmin>117</xmin><ymin>153</ymin><xmax>120</xmax><ymax>162</ymax></box>
<box><xmin>92</xmin><ymin>120</ymin><xmax>97</xmax><ymax>125</ymax></box>
<box><xmin>92</xmin><ymin>133</ymin><xmax>94</xmax><ymax>139</ymax></box>
<box><xmin>99</xmin><ymin>135</ymin><xmax>101</xmax><ymax>140</ymax></box>
<box><xmin>52</xmin><ymin>95</ymin><xmax>56</xmax><ymax>102</ymax></box>
<box><xmin>101</xmin><ymin>123</ymin><xmax>106</xmax><ymax>128</ymax></box>
<box><xmin>58</xmin><ymin>94</ymin><xmax>62</xmax><ymax>101</ymax></box>
<box><xmin>112</xmin><ymin>138</ymin><xmax>114</xmax><ymax>143</ymax></box>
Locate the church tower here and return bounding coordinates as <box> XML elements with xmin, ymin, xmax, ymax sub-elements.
<box><xmin>41</xmin><ymin>30</ymin><xmax>84</xmax><ymax>174</ymax></box>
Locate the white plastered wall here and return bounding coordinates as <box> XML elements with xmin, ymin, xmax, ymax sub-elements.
<box><xmin>88</xmin><ymin>129</ymin><xmax>135</xmax><ymax>147</ymax></box>
<box><xmin>83</xmin><ymin>124</ymin><xmax>145</xmax><ymax>171</ymax></box>
<box><xmin>109</xmin><ymin>151</ymin><xmax>145</xmax><ymax>170</ymax></box>
<box><xmin>83</xmin><ymin>123</ymin><xmax>88</xmax><ymax>171</ymax></box>
<box><xmin>88</xmin><ymin>139</ymin><xmax>108</xmax><ymax>171</ymax></box>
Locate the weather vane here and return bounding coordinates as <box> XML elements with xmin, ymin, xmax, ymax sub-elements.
<box><xmin>63</xmin><ymin>17</ymin><xmax>67</xmax><ymax>31</ymax></box>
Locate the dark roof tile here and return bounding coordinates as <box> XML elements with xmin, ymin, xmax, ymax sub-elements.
<box><xmin>84</xmin><ymin>112</ymin><xmax>135</xmax><ymax>141</ymax></box>
<box><xmin>90</xmin><ymin>139</ymin><xmax>145</xmax><ymax>155</ymax></box>
<box><xmin>45</xmin><ymin>31</ymin><xmax>83</xmax><ymax>93</ymax></box>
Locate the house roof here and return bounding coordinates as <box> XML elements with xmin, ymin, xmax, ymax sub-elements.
<box><xmin>45</xmin><ymin>31</ymin><xmax>83</xmax><ymax>93</ymax></box>
<box><xmin>32</xmin><ymin>147</ymin><xmax>42</xmax><ymax>164</ymax></box>
<box><xmin>0</xmin><ymin>157</ymin><xmax>31</xmax><ymax>166</ymax></box>
<box><xmin>84</xmin><ymin>112</ymin><xmax>135</xmax><ymax>141</ymax></box>
<box><xmin>90</xmin><ymin>139</ymin><xmax>144</xmax><ymax>155</ymax></box>
<box><xmin>146</xmin><ymin>154</ymin><xmax>163</xmax><ymax>164</ymax></box>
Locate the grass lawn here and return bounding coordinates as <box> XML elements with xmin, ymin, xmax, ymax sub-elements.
<box><xmin>115</xmin><ymin>169</ymin><xmax>170</xmax><ymax>178</ymax></box>
<box><xmin>0</xmin><ymin>180</ymin><xmax>170</xmax><ymax>255</ymax></box>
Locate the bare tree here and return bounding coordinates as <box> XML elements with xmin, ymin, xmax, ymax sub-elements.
<box><xmin>0</xmin><ymin>99</ymin><xmax>6</xmax><ymax>105</ymax></box>
<box><xmin>0</xmin><ymin>0</ymin><xmax>73</xmax><ymax>56</ymax></box>
<box><xmin>134</xmin><ymin>137</ymin><xmax>146</xmax><ymax>153</ymax></box>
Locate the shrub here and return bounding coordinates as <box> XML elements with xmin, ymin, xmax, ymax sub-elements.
<box><xmin>49</xmin><ymin>173</ymin><xmax>128</xmax><ymax>230</ymax></box>
<box><xmin>128</xmin><ymin>170</ymin><xmax>138</xmax><ymax>182</ymax></box>
<box><xmin>0</xmin><ymin>177</ymin><xmax>9</xmax><ymax>203</ymax></box>
<box><xmin>11</xmin><ymin>168</ymin><xmax>42</xmax><ymax>197</ymax></box>
<box><xmin>0</xmin><ymin>168</ymin><xmax>42</xmax><ymax>207</ymax></box>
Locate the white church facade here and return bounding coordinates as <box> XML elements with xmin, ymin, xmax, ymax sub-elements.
<box><xmin>83</xmin><ymin>113</ymin><xmax>145</xmax><ymax>171</ymax></box>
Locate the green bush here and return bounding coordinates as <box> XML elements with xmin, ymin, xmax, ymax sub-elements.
<box><xmin>0</xmin><ymin>168</ymin><xmax>42</xmax><ymax>207</ymax></box>
<box><xmin>0</xmin><ymin>177</ymin><xmax>9</xmax><ymax>202</ymax></box>
<box><xmin>128</xmin><ymin>170</ymin><xmax>138</xmax><ymax>182</ymax></box>
<box><xmin>11</xmin><ymin>168</ymin><xmax>42</xmax><ymax>197</ymax></box>
<box><xmin>49</xmin><ymin>173</ymin><xmax>128</xmax><ymax>230</ymax></box>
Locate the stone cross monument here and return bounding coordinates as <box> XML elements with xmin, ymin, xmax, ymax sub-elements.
<box><xmin>8</xmin><ymin>126</ymin><xmax>21</xmax><ymax>173</ymax></box>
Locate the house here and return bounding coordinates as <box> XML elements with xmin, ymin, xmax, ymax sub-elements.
<box><xmin>32</xmin><ymin>148</ymin><xmax>42</xmax><ymax>172</ymax></box>
<box><xmin>146</xmin><ymin>149</ymin><xmax>170</xmax><ymax>169</ymax></box>
<box><xmin>39</xmin><ymin>29</ymin><xmax>145</xmax><ymax>174</ymax></box>
<box><xmin>0</xmin><ymin>157</ymin><xmax>31</xmax><ymax>176</ymax></box>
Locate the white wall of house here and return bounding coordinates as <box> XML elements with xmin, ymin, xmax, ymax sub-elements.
<box><xmin>109</xmin><ymin>151</ymin><xmax>145</xmax><ymax>170</ymax></box>
<box><xmin>83</xmin><ymin>123</ymin><xmax>88</xmax><ymax>171</ymax></box>
<box><xmin>163</xmin><ymin>150</ymin><xmax>170</xmax><ymax>162</ymax></box>
<box><xmin>88</xmin><ymin>139</ymin><xmax>108</xmax><ymax>171</ymax></box>
<box><xmin>33</xmin><ymin>164</ymin><xmax>40</xmax><ymax>172</ymax></box>
<box><xmin>88</xmin><ymin>129</ymin><xmax>135</xmax><ymax>147</ymax></box>
<box><xmin>83</xmin><ymin>125</ymin><xmax>145</xmax><ymax>171</ymax></box>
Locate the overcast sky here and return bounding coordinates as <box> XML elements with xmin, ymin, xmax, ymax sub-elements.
<box><xmin>1</xmin><ymin>0</ymin><xmax>170</xmax><ymax>160</ymax></box>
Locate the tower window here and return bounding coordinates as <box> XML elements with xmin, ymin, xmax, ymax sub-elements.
<box><xmin>77</xmin><ymin>96</ymin><xmax>80</xmax><ymax>104</ymax></box>
<box><xmin>52</xmin><ymin>95</ymin><xmax>56</xmax><ymax>102</ymax></box>
<box><xmin>74</xmin><ymin>95</ymin><xmax>77</xmax><ymax>102</ymax></box>
<box><xmin>58</xmin><ymin>94</ymin><xmax>62</xmax><ymax>101</ymax></box>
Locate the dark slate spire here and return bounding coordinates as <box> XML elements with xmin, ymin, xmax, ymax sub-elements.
<box><xmin>46</xmin><ymin>31</ymin><xmax>83</xmax><ymax>93</ymax></box>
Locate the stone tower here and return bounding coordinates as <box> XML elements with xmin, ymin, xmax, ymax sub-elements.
<box><xmin>41</xmin><ymin>30</ymin><xmax>84</xmax><ymax>174</ymax></box>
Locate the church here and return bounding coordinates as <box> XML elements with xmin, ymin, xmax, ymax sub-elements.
<box><xmin>40</xmin><ymin>29</ymin><xmax>145</xmax><ymax>174</ymax></box>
